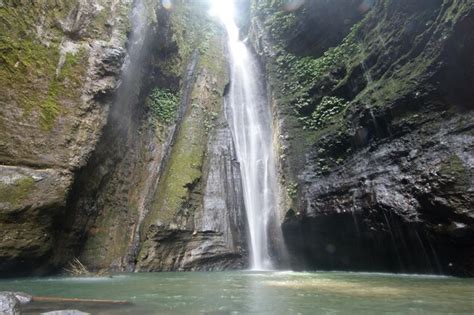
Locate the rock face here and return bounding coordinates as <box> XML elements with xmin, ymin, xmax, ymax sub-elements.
<box><xmin>136</xmin><ymin>110</ymin><xmax>248</xmax><ymax>271</ymax></box>
<box><xmin>1</xmin><ymin>0</ymin><xmax>472</xmax><ymax>277</ymax></box>
<box><xmin>0</xmin><ymin>292</ymin><xmax>19</xmax><ymax>315</ymax></box>
<box><xmin>1</xmin><ymin>0</ymin><xmax>248</xmax><ymax>275</ymax></box>
<box><xmin>0</xmin><ymin>0</ymin><xmax>129</xmax><ymax>276</ymax></box>
<box><xmin>0</xmin><ymin>166</ymin><xmax>72</xmax><ymax>273</ymax></box>
<box><xmin>53</xmin><ymin>1</ymin><xmax>248</xmax><ymax>272</ymax></box>
<box><xmin>0</xmin><ymin>292</ymin><xmax>30</xmax><ymax>315</ymax></box>
<box><xmin>251</xmin><ymin>0</ymin><xmax>474</xmax><ymax>276</ymax></box>
<box><xmin>137</xmin><ymin>230</ymin><xmax>244</xmax><ymax>271</ymax></box>
<box><xmin>136</xmin><ymin>31</ymin><xmax>248</xmax><ymax>271</ymax></box>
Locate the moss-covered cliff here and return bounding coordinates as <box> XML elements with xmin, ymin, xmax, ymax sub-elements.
<box><xmin>250</xmin><ymin>0</ymin><xmax>473</xmax><ymax>276</ymax></box>
<box><xmin>53</xmin><ymin>0</ymin><xmax>247</xmax><ymax>272</ymax></box>
<box><xmin>1</xmin><ymin>0</ymin><xmax>247</xmax><ymax>276</ymax></box>
<box><xmin>0</xmin><ymin>0</ymin><xmax>129</xmax><ymax>276</ymax></box>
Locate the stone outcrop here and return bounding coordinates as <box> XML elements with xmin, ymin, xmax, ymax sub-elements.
<box><xmin>136</xmin><ymin>31</ymin><xmax>248</xmax><ymax>271</ymax></box>
<box><xmin>137</xmin><ymin>230</ymin><xmax>244</xmax><ymax>271</ymax></box>
<box><xmin>251</xmin><ymin>0</ymin><xmax>474</xmax><ymax>276</ymax></box>
<box><xmin>1</xmin><ymin>0</ymin><xmax>248</xmax><ymax>276</ymax></box>
<box><xmin>54</xmin><ymin>1</ymin><xmax>248</xmax><ymax>272</ymax></box>
<box><xmin>0</xmin><ymin>292</ymin><xmax>19</xmax><ymax>315</ymax></box>
<box><xmin>0</xmin><ymin>0</ymin><xmax>129</xmax><ymax>276</ymax></box>
<box><xmin>0</xmin><ymin>292</ymin><xmax>31</xmax><ymax>315</ymax></box>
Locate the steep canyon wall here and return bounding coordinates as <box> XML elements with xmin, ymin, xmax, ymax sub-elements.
<box><xmin>0</xmin><ymin>0</ymin><xmax>247</xmax><ymax>276</ymax></box>
<box><xmin>1</xmin><ymin>0</ymin><xmax>473</xmax><ymax>277</ymax></box>
<box><xmin>250</xmin><ymin>0</ymin><xmax>473</xmax><ymax>276</ymax></box>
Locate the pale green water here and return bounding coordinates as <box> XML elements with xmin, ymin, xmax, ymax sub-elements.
<box><xmin>1</xmin><ymin>271</ymin><xmax>473</xmax><ymax>314</ymax></box>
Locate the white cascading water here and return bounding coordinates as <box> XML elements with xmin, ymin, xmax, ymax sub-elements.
<box><xmin>211</xmin><ymin>0</ymin><xmax>280</xmax><ymax>270</ymax></box>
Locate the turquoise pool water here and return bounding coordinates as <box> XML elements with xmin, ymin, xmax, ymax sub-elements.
<box><xmin>1</xmin><ymin>271</ymin><xmax>473</xmax><ymax>314</ymax></box>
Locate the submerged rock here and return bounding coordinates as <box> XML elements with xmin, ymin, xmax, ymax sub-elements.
<box><xmin>41</xmin><ymin>311</ymin><xmax>90</xmax><ymax>315</ymax></box>
<box><xmin>0</xmin><ymin>292</ymin><xmax>20</xmax><ymax>315</ymax></box>
<box><xmin>11</xmin><ymin>292</ymin><xmax>32</xmax><ymax>305</ymax></box>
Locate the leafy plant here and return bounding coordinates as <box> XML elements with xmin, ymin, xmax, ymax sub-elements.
<box><xmin>266</xmin><ymin>22</ymin><xmax>364</xmax><ymax>132</ymax></box>
<box><xmin>287</xmin><ymin>182</ymin><xmax>298</xmax><ymax>200</ymax></box>
<box><xmin>276</xmin><ymin>21</ymin><xmax>362</xmax><ymax>101</ymax></box>
<box><xmin>147</xmin><ymin>88</ymin><xmax>179</xmax><ymax>123</ymax></box>
<box><xmin>204</xmin><ymin>109</ymin><xmax>219</xmax><ymax>133</ymax></box>
<box><xmin>301</xmin><ymin>96</ymin><xmax>349</xmax><ymax>130</ymax></box>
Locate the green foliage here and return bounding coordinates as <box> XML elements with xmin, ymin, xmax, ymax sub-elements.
<box><xmin>300</xmin><ymin>96</ymin><xmax>349</xmax><ymax>130</ymax></box>
<box><xmin>287</xmin><ymin>182</ymin><xmax>298</xmax><ymax>200</ymax></box>
<box><xmin>203</xmin><ymin>109</ymin><xmax>218</xmax><ymax>133</ymax></box>
<box><xmin>253</xmin><ymin>0</ymin><xmax>298</xmax><ymax>41</ymax></box>
<box><xmin>143</xmin><ymin>0</ymin><xmax>158</xmax><ymax>24</ymax></box>
<box><xmin>265</xmin><ymin>11</ymin><xmax>297</xmax><ymax>40</ymax></box>
<box><xmin>191</xmin><ymin>103</ymin><xmax>219</xmax><ymax>133</ymax></box>
<box><xmin>270</xmin><ymin>22</ymin><xmax>362</xmax><ymax>130</ymax></box>
<box><xmin>276</xmin><ymin>22</ymin><xmax>362</xmax><ymax>102</ymax></box>
<box><xmin>147</xmin><ymin>88</ymin><xmax>179</xmax><ymax>123</ymax></box>
<box><xmin>251</xmin><ymin>0</ymin><xmax>277</xmax><ymax>17</ymax></box>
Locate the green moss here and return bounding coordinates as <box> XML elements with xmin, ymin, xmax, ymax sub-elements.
<box><xmin>142</xmin><ymin>27</ymin><xmax>226</xmax><ymax>232</ymax></box>
<box><xmin>147</xmin><ymin>104</ymin><xmax>207</xmax><ymax>226</ymax></box>
<box><xmin>0</xmin><ymin>4</ymin><xmax>89</xmax><ymax>131</ymax></box>
<box><xmin>0</xmin><ymin>176</ymin><xmax>35</xmax><ymax>207</ymax></box>
<box><xmin>198</xmin><ymin>28</ymin><xmax>226</xmax><ymax>78</ymax></box>
<box><xmin>164</xmin><ymin>0</ymin><xmax>219</xmax><ymax>76</ymax></box>
<box><xmin>40</xmin><ymin>49</ymin><xmax>88</xmax><ymax>130</ymax></box>
<box><xmin>203</xmin><ymin>109</ymin><xmax>219</xmax><ymax>133</ymax></box>
<box><xmin>147</xmin><ymin>88</ymin><xmax>179</xmax><ymax>123</ymax></box>
<box><xmin>40</xmin><ymin>87</ymin><xmax>61</xmax><ymax>130</ymax></box>
<box><xmin>0</xmin><ymin>28</ymin><xmax>60</xmax><ymax>110</ymax></box>
<box><xmin>0</xmin><ymin>0</ymin><xmax>118</xmax><ymax>131</ymax></box>
<box><xmin>439</xmin><ymin>155</ymin><xmax>469</xmax><ymax>192</ymax></box>
<box><xmin>352</xmin><ymin>1</ymin><xmax>472</xmax><ymax>108</ymax></box>
<box><xmin>268</xmin><ymin>21</ymin><xmax>363</xmax><ymax>128</ymax></box>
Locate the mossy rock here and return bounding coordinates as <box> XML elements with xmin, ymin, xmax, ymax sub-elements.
<box><xmin>0</xmin><ymin>3</ymin><xmax>91</xmax><ymax>130</ymax></box>
<box><xmin>0</xmin><ymin>176</ymin><xmax>34</xmax><ymax>209</ymax></box>
<box><xmin>439</xmin><ymin>154</ymin><xmax>470</xmax><ymax>192</ymax></box>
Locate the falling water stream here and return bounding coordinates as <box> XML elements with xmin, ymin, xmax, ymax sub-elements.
<box><xmin>211</xmin><ymin>0</ymin><xmax>279</xmax><ymax>270</ymax></box>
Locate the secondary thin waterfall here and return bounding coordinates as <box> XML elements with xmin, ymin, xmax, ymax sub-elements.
<box><xmin>211</xmin><ymin>1</ymin><xmax>280</xmax><ymax>270</ymax></box>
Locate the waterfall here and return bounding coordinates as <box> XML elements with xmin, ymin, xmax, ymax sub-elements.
<box><xmin>211</xmin><ymin>0</ymin><xmax>280</xmax><ymax>270</ymax></box>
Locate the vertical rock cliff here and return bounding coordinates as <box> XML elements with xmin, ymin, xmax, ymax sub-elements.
<box><xmin>58</xmin><ymin>0</ymin><xmax>248</xmax><ymax>272</ymax></box>
<box><xmin>0</xmin><ymin>0</ymin><xmax>248</xmax><ymax>275</ymax></box>
<box><xmin>0</xmin><ymin>0</ymin><xmax>129</xmax><ymax>276</ymax></box>
<box><xmin>250</xmin><ymin>0</ymin><xmax>473</xmax><ymax>276</ymax></box>
<box><xmin>135</xmin><ymin>27</ymin><xmax>247</xmax><ymax>271</ymax></box>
